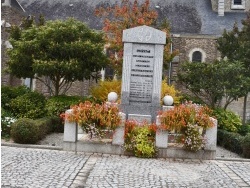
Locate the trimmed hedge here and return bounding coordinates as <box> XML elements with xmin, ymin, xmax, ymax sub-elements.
<box><xmin>217</xmin><ymin>129</ymin><xmax>244</xmax><ymax>155</ymax></box>
<box><xmin>238</xmin><ymin>124</ymin><xmax>250</xmax><ymax>136</ymax></box>
<box><xmin>241</xmin><ymin>133</ymin><xmax>250</xmax><ymax>158</ymax></box>
<box><xmin>11</xmin><ymin>116</ymin><xmax>62</xmax><ymax>144</ymax></box>
<box><xmin>11</xmin><ymin>118</ymin><xmax>40</xmax><ymax>144</ymax></box>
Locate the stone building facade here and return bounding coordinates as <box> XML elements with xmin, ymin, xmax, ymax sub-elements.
<box><xmin>1</xmin><ymin>5</ymin><xmax>24</xmax><ymax>87</ymax></box>
<box><xmin>212</xmin><ymin>0</ymin><xmax>250</xmax><ymax>16</ymax></box>
<box><xmin>1</xmin><ymin>0</ymin><xmax>249</xmax><ymax>121</ymax></box>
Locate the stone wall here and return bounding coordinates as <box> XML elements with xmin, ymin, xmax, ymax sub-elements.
<box><xmin>171</xmin><ymin>34</ymin><xmax>219</xmax><ymax>78</ymax></box>
<box><xmin>1</xmin><ymin>6</ymin><xmax>24</xmax><ymax>87</ymax></box>
<box><xmin>225</xmin><ymin>93</ymin><xmax>250</xmax><ymax>122</ymax></box>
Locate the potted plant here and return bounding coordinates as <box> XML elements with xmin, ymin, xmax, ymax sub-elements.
<box><xmin>241</xmin><ymin>133</ymin><xmax>250</xmax><ymax>158</ymax></box>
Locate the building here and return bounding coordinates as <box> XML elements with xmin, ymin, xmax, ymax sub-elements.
<box><xmin>1</xmin><ymin>0</ymin><xmax>249</xmax><ymax>120</ymax></box>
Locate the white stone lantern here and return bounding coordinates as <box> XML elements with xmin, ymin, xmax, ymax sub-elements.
<box><xmin>163</xmin><ymin>95</ymin><xmax>174</xmax><ymax>106</ymax></box>
<box><xmin>108</xmin><ymin>92</ymin><xmax>118</xmax><ymax>102</ymax></box>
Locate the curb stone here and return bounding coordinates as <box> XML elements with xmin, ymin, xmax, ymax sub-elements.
<box><xmin>215</xmin><ymin>157</ymin><xmax>250</xmax><ymax>162</ymax></box>
<box><xmin>1</xmin><ymin>142</ymin><xmax>63</xmax><ymax>150</ymax></box>
<box><xmin>2</xmin><ymin>142</ymin><xmax>250</xmax><ymax>162</ymax></box>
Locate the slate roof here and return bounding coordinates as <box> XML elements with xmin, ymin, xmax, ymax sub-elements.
<box><xmin>17</xmin><ymin>0</ymin><xmax>247</xmax><ymax>36</ymax></box>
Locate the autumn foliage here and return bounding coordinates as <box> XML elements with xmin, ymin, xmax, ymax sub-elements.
<box><xmin>95</xmin><ymin>0</ymin><xmax>178</xmax><ymax>75</ymax></box>
<box><xmin>159</xmin><ymin>102</ymin><xmax>214</xmax><ymax>132</ymax></box>
<box><xmin>65</xmin><ymin>101</ymin><xmax>121</xmax><ymax>138</ymax></box>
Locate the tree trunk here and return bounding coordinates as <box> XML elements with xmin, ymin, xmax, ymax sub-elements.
<box><xmin>242</xmin><ymin>94</ymin><xmax>247</xmax><ymax>124</ymax></box>
<box><xmin>54</xmin><ymin>79</ymin><xmax>60</xmax><ymax>96</ymax></box>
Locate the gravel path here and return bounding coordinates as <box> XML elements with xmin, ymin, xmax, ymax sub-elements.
<box><xmin>2</xmin><ymin>133</ymin><xmax>243</xmax><ymax>159</ymax></box>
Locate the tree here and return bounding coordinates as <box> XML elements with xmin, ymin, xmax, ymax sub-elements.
<box><xmin>7</xmin><ymin>18</ymin><xmax>108</xmax><ymax>96</ymax></box>
<box><xmin>95</xmin><ymin>0</ymin><xmax>178</xmax><ymax>76</ymax></box>
<box><xmin>177</xmin><ymin>60</ymin><xmax>250</xmax><ymax>109</ymax></box>
<box><xmin>217</xmin><ymin>12</ymin><xmax>250</xmax><ymax>122</ymax></box>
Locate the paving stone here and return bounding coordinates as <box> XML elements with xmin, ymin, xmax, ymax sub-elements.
<box><xmin>2</xmin><ymin>146</ymin><xmax>250</xmax><ymax>188</ymax></box>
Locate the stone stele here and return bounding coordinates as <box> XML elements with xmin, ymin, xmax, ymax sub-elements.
<box><xmin>120</xmin><ymin>25</ymin><xmax>166</xmax><ymax>123</ymax></box>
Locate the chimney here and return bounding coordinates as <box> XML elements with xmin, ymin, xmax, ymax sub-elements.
<box><xmin>218</xmin><ymin>0</ymin><xmax>225</xmax><ymax>16</ymax></box>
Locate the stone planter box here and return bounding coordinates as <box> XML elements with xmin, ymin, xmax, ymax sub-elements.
<box><xmin>63</xmin><ymin>140</ymin><xmax>216</xmax><ymax>160</ymax></box>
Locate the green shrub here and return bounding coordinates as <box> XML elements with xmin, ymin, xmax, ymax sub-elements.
<box><xmin>213</xmin><ymin>108</ymin><xmax>242</xmax><ymax>132</ymax></box>
<box><xmin>238</xmin><ymin>124</ymin><xmax>250</xmax><ymax>136</ymax></box>
<box><xmin>241</xmin><ymin>133</ymin><xmax>250</xmax><ymax>158</ymax></box>
<box><xmin>217</xmin><ymin>129</ymin><xmax>244</xmax><ymax>155</ymax></box>
<box><xmin>11</xmin><ymin>118</ymin><xmax>40</xmax><ymax>144</ymax></box>
<box><xmin>10</xmin><ymin>91</ymin><xmax>46</xmax><ymax>119</ymax></box>
<box><xmin>37</xmin><ymin>116</ymin><xmax>63</xmax><ymax>133</ymax></box>
<box><xmin>124</xmin><ymin>121</ymin><xmax>157</xmax><ymax>158</ymax></box>
<box><xmin>45</xmin><ymin>95</ymin><xmax>94</xmax><ymax>117</ymax></box>
<box><xmin>50</xmin><ymin>116</ymin><xmax>64</xmax><ymax>133</ymax></box>
<box><xmin>35</xmin><ymin>117</ymin><xmax>53</xmax><ymax>139</ymax></box>
<box><xmin>1</xmin><ymin>85</ymin><xmax>30</xmax><ymax>111</ymax></box>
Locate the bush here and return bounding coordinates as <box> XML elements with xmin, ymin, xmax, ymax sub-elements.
<box><xmin>50</xmin><ymin>116</ymin><xmax>64</xmax><ymax>133</ymax></box>
<box><xmin>213</xmin><ymin>108</ymin><xmax>242</xmax><ymax>132</ymax></box>
<box><xmin>124</xmin><ymin>120</ymin><xmax>157</xmax><ymax>158</ymax></box>
<box><xmin>38</xmin><ymin>116</ymin><xmax>63</xmax><ymax>133</ymax></box>
<box><xmin>45</xmin><ymin>95</ymin><xmax>92</xmax><ymax>117</ymax></box>
<box><xmin>161</xmin><ymin>79</ymin><xmax>180</xmax><ymax>104</ymax></box>
<box><xmin>10</xmin><ymin>91</ymin><xmax>46</xmax><ymax>119</ymax></box>
<box><xmin>238</xmin><ymin>124</ymin><xmax>250</xmax><ymax>136</ymax></box>
<box><xmin>1</xmin><ymin>85</ymin><xmax>30</xmax><ymax>111</ymax></box>
<box><xmin>217</xmin><ymin>129</ymin><xmax>244</xmax><ymax>155</ymax></box>
<box><xmin>11</xmin><ymin>118</ymin><xmax>40</xmax><ymax>144</ymax></box>
<box><xmin>34</xmin><ymin>117</ymin><xmax>54</xmax><ymax>139</ymax></box>
<box><xmin>90</xmin><ymin>80</ymin><xmax>121</xmax><ymax>102</ymax></box>
<box><xmin>241</xmin><ymin>133</ymin><xmax>250</xmax><ymax>158</ymax></box>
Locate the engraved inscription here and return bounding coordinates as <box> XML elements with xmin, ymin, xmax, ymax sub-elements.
<box><xmin>129</xmin><ymin>44</ymin><xmax>154</xmax><ymax>104</ymax></box>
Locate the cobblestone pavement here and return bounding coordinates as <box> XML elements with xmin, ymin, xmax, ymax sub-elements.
<box><xmin>1</xmin><ymin>146</ymin><xmax>89</xmax><ymax>188</ymax></box>
<box><xmin>1</xmin><ymin>146</ymin><xmax>250</xmax><ymax>188</ymax></box>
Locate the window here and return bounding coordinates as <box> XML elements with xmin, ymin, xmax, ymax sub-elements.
<box><xmin>192</xmin><ymin>51</ymin><xmax>202</xmax><ymax>62</ymax></box>
<box><xmin>231</xmin><ymin>0</ymin><xmax>245</xmax><ymax>9</ymax></box>
<box><xmin>189</xmin><ymin>48</ymin><xmax>206</xmax><ymax>63</ymax></box>
<box><xmin>105</xmin><ymin>67</ymin><xmax>114</xmax><ymax>80</ymax></box>
<box><xmin>234</xmin><ymin>0</ymin><xmax>242</xmax><ymax>5</ymax></box>
<box><xmin>24</xmin><ymin>78</ymin><xmax>33</xmax><ymax>89</ymax></box>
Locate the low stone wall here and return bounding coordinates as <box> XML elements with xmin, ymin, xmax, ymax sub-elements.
<box><xmin>63</xmin><ymin>108</ymin><xmax>218</xmax><ymax>160</ymax></box>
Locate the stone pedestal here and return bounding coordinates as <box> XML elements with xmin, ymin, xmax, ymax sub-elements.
<box><xmin>155</xmin><ymin>106</ymin><xmax>174</xmax><ymax>148</ymax></box>
<box><xmin>205</xmin><ymin>117</ymin><xmax>218</xmax><ymax>150</ymax></box>
<box><xmin>63</xmin><ymin>109</ymin><xmax>78</xmax><ymax>142</ymax></box>
<box><xmin>112</xmin><ymin>112</ymin><xmax>126</xmax><ymax>145</ymax></box>
<box><xmin>156</xmin><ymin>115</ymin><xmax>168</xmax><ymax>148</ymax></box>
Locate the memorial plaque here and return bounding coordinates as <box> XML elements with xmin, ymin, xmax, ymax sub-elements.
<box><xmin>129</xmin><ymin>44</ymin><xmax>154</xmax><ymax>104</ymax></box>
<box><xmin>121</xmin><ymin>25</ymin><xmax>166</xmax><ymax>122</ymax></box>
